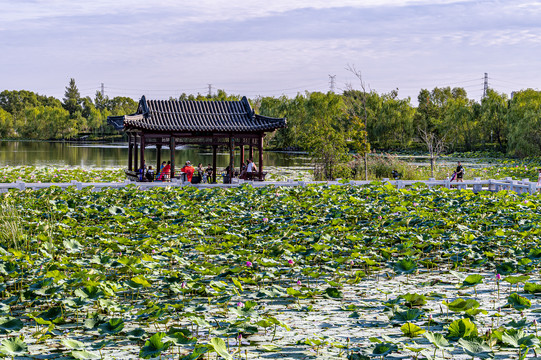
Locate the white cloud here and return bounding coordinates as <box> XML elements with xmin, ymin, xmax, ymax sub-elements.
<box><xmin>1</xmin><ymin>0</ymin><xmax>541</xmax><ymax>103</ymax></box>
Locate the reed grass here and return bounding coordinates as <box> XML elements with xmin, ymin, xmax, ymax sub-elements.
<box><xmin>0</xmin><ymin>202</ymin><xmax>27</xmax><ymax>250</ymax></box>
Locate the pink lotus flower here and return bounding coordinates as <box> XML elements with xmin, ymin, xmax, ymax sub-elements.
<box><xmin>246</xmin><ymin>261</ymin><xmax>252</xmax><ymax>267</ymax></box>
<box><xmin>263</xmin><ymin>218</ymin><xmax>268</xmax><ymax>222</ymax></box>
<box><xmin>237</xmin><ymin>302</ymin><xmax>244</xmax><ymax>307</ymax></box>
<box><xmin>378</xmin><ymin>216</ymin><xmax>382</xmax><ymax>220</ymax></box>
<box><xmin>181</xmin><ymin>281</ymin><xmax>186</xmax><ymax>288</ymax></box>
<box><xmin>297</xmin><ymin>280</ymin><xmax>301</xmax><ymax>286</ymax></box>
<box><xmin>496</xmin><ymin>273</ymin><xmax>501</xmax><ymax>280</ymax></box>
<box><xmin>288</xmin><ymin>259</ymin><xmax>294</xmax><ymax>265</ymax></box>
<box><xmin>413</xmin><ymin>202</ymin><xmax>419</xmax><ymax>206</ymax></box>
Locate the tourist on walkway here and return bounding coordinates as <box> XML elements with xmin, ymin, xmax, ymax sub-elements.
<box><xmin>455</xmin><ymin>161</ymin><xmax>464</xmax><ymax>182</ymax></box>
<box><xmin>158</xmin><ymin>161</ymin><xmax>166</xmax><ymax>177</ymax></box>
<box><xmin>205</xmin><ymin>164</ymin><xmax>213</xmax><ymax>183</ymax></box>
<box><xmin>197</xmin><ymin>163</ymin><xmax>204</xmax><ymax>181</ymax></box>
<box><xmin>145</xmin><ymin>166</ymin><xmax>155</xmax><ymax>182</ymax></box>
<box><xmin>239</xmin><ymin>161</ymin><xmax>247</xmax><ymax>179</ymax></box>
<box><xmin>181</xmin><ymin>161</ymin><xmax>195</xmax><ymax>183</ymax></box>
<box><xmin>246</xmin><ymin>159</ymin><xmax>257</xmax><ymax>173</ymax></box>
<box><xmin>157</xmin><ymin>161</ymin><xmax>171</xmax><ymax>181</ymax></box>
<box><xmin>537</xmin><ymin>169</ymin><xmax>541</xmax><ymax>191</ymax></box>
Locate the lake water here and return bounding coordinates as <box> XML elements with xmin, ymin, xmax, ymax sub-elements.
<box><xmin>0</xmin><ymin>141</ymin><xmax>311</xmax><ymax>169</ymax></box>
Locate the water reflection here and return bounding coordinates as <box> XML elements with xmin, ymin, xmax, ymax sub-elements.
<box><xmin>0</xmin><ymin>141</ymin><xmax>311</xmax><ymax>169</ymax></box>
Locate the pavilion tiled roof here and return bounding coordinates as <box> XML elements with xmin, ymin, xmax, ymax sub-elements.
<box><xmin>108</xmin><ymin>96</ymin><xmax>286</xmax><ymax>133</ymax></box>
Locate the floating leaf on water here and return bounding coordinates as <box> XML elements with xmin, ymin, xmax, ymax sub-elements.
<box><xmin>62</xmin><ymin>338</ymin><xmax>85</xmax><ymax>350</ymax></box>
<box><xmin>70</xmin><ymin>350</ymin><xmax>101</xmax><ymax>360</ymax></box>
<box><xmin>260</xmin><ymin>344</ymin><xmax>282</xmax><ymax>352</ymax></box>
<box><xmin>458</xmin><ymin>338</ymin><xmax>494</xmax><ymax>359</ymax></box>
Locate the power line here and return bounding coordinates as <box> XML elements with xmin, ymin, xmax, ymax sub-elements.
<box><xmin>104</xmin><ymin>86</ymin><xmax>207</xmax><ymax>92</ymax></box>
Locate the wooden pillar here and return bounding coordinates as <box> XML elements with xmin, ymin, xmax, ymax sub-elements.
<box><xmin>156</xmin><ymin>144</ymin><xmax>162</xmax><ymax>172</ymax></box>
<box><xmin>249</xmin><ymin>138</ymin><xmax>254</xmax><ymax>160</ymax></box>
<box><xmin>128</xmin><ymin>134</ymin><xmax>133</xmax><ymax>171</ymax></box>
<box><xmin>140</xmin><ymin>134</ymin><xmax>145</xmax><ymax>171</ymax></box>
<box><xmin>229</xmin><ymin>137</ymin><xmax>234</xmax><ymax>184</ymax></box>
<box><xmin>240</xmin><ymin>141</ymin><xmax>245</xmax><ymax>169</ymax></box>
<box><xmin>212</xmin><ymin>145</ymin><xmax>217</xmax><ymax>183</ymax></box>
<box><xmin>170</xmin><ymin>137</ymin><xmax>176</xmax><ymax>178</ymax></box>
<box><xmin>258</xmin><ymin>134</ymin><xmax>264</xmax><ymax>180</ymax></box>
<box><xmin>134</xmin><ymin>135</ymin><xmax>138</xmax><ymax>170</ymax></box>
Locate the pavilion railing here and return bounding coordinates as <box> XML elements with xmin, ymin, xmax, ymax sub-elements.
<box><xmin>0</xmin><ymin>177</ymin><xmax>538</xmax><ymax>194</ymax></box>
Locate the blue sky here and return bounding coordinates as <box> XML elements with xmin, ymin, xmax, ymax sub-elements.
<box><xmin>1</xmin><ymin>0</ymin><xmax>540</xmax><ymax>104</ymax></box>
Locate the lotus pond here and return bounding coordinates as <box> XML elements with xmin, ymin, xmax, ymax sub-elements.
<box><xmin>1</xmin><ymin>177</ymin><xmax>541</xmax><ymax>359</ymax></box>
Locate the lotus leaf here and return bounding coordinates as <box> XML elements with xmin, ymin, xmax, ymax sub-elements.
<box><xmin>447</xmin><ymin>318</ymin><xmax>478</xmax><ymax>339</ymax></box>
<box><xmin>458</xmin><ymin>338</ymin><xmax>494</xmax><ymax>359</ymax></box>
<box><xmin>506</xmin><ymin>293</ymin><xmax>531</xmax><ymax>310</ymax></box>
<box><xmin>139</xmin><ymin>332</ymin><xmax>171</xmax><ymax>359</ymax></box>
<box><xmin>400</xmin><ymin>322</ymin><xmax>425</xmax><ymax>338</ymax></box>
<box><xmin>0</xmin><ymin>337</ymin><xmax>27</xmax><ymax>357</ymax></box>
<box><xmin>0</xmin><ymin>317</ymin><xmax>23</xmax><ymax>333</ymax></box>
<box><xmin>393</xmin><ymin>259</ymin><xmax>417</xmax><ymax>275</ymax></box>
<box><xmin>524</xmin><ymin>282</ymin><xmax>541</xmax><ymax>294</ymax></box>
<box><xmin>370</xmin><ymin>342</ymin><xmax>398</xmax><ymax>357</ymax></box>
<box><xmin>71</xmin><ymin>350</ymin><xmax>101</xmax><ymax>359</ymax></box>
<box><xmin>209</xmin><ymin>337</ymin><xmax>232</xmax><ymax>360</ymax></box>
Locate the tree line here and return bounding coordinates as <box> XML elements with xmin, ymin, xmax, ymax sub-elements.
<box><xmin>257</xmin><ymin>87</ymin><xmax>541</xmax><ymax>158</ymax></box>
<box><xmin>0</xmin><ymin>79</ymin><xmax>137</xmax><ymax>140</ymax></box>
<box><xmin>1</xmin><ymin>79</ymin><xmax>541</xmax><ymax>158</ymax></box>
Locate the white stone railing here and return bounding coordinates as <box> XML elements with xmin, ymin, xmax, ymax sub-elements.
<box><xmin>0</xmin><ymin>177</ymin><xmax>537</xmax><ymax>194</ymax></box>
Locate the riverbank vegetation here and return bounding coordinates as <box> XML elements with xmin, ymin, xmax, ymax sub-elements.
<box><xmin>0</xmin><ymin>177</ymin><xmax>540</xmax><ymax>358</ymax></box>
<box><xmin>2</xmin><ymin>80</ymin><xmax>541</xmax><ymax>180</ymax></box>
<box><xmin>1</xmin><ymin>81</ymin><xmax>540</xmax><ymax>157</ymax></box>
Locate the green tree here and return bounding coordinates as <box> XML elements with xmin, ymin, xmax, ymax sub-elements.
<box><xmin>94</xmin><ymin>90</ymin><xmax>108</xmax><ymax>111</ymax></box>
<box><xmin>303</xmin><ymin>92</ymin><xmax>350</xmax><ymax>180</ymax></box>
<box><xmin>370</xmin><ymin>90</ymin><xmax>415</xmax><ymax>149</ymax></box>
<box><xmin>507</xmin><ymin>89</ymin><xmax>541</xmax><ymax>156</ymax></box>
<box><xmin>62</xmin><ymin>78</ymin><xmax>82</xmax><ymax>116</ymax></box>
<box><xmin>0</xmin><ymin>108</ymin><xmax>13</xmax><ymax>138</ymax></box>
<box><xmin>480</xmin><ymin>89</ymin><xmax>508</xmax><ymax>150</ymax></box>
<box><xmin>441</xmin><ymin>97</ymin><xmax>478</xmax><ymax>151</ymax></box>
<box><xmin>260</xmin><ymin>94</ymin><xmax>306</xmax><ymax>150</ymax></box>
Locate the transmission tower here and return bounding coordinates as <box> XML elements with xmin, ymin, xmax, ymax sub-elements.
<box><xmin>208</xmin><ymin>84</ymin><xmax>213</xmax><ymax>97</ymax></box>
<box><xmin>329</xmin><ymin>75</ymin><xmax>336</xmax><ymax>93</ymax></box>
<box><xmin>101</xmin><ymin>83</ymin><xmax>105</xmax><ymax>97</ymax></box>
<box><xmin>482</xmin><ymin>73</ymin><xmax>488</xmax><ymax>98</ymax></box>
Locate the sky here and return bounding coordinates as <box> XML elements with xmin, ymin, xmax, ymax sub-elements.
<box><xmin>1</xmin><ymin>0</ymin><xmax>541</xmax><ymax>104</ymax></box>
